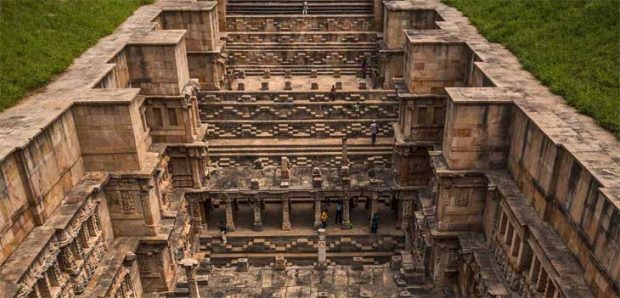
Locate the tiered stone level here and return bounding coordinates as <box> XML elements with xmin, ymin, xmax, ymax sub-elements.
<box><xmin>0</xmin><ymin>0</ymin><xmax>617</xmax><ymax>297</ymax></box>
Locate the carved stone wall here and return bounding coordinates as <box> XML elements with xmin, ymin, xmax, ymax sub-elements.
<box><xmin>226</xmin><ymin>15</ymin><xmax>374</xmax><ymax>32</ymax></box>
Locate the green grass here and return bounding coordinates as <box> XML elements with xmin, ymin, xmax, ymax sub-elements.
<box><xmin>0</xmin><ymin>0</ymin><xmax>153</xmax><ymax>111</ymax></box>
<box><xmin>443</xmin><ymin>0</ymin><xmax>620</xmax><ymax>138</ymax></box>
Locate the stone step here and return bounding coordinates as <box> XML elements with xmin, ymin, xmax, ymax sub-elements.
<box><xmin>225</xmin><ymin>15</ymin><xmax>375</xmax><ymax>32</ymax></box>
<box><xmin>226</xmin><ymin>43</ymin><xmax>376</xmax><ymax>49</ymax></box>
<box><xmin>199</xmin><ymin>102</ymin><xmax>398</xmax><ymax>121</ymax></box>
<box><xmin>227</xmin><ymin>2</ymin><xmax>373</xmax><ymax>15</ymax></box>
<box><xmin>198</xmin><ymin>89</ymin><xmax>398</xmax><ymax>101</ymax></box>
<box><xmin>206</xmin><ymin>252</ymin><xmax>396</xmax><ymax>267</ymax></box>
<box><xmin>206</xmin><ymin>137</ymin><xmax>394</xmax><ymax>168</ymax></box>
<box><xmin>226</xmin><ymin>31</ymin><xmax>378</xmax><ymax>43</ymax></box>
<box><xmin>207</xmin><ymin>136</ymin><xmax>393</xmax><ymax>149</ymax></box>
<box><xmin>204</xmin><ymin>118</ymin><xmax>395</xmax><ymax>139</ymax></box>
<box><xmin>209</xmin><ymin>153</ymin><xmax>392</xmax><ymax>168</ymax></box>
<box><xmin>208</xmin><ymin>146</ymin><xmax>393</xmax><ymax>153</ymax></box>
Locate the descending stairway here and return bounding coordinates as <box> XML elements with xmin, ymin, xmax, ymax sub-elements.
<box><xmin>200</xmin><ymin>233</ymin><xmax>405</xmax><ymax>266</ymax></box>
<box><xmin>204</xmin><ymin>0</ymin><xmax>391</xmax><ymax>169</ymax></box>
<box><xmin>227</xmin><ymin>0</ymin><xmax>374</xmax><ymax>15</ymax></box>
<box><xmin>197</xmin><ymin>0</ymin><xmax>400</xmax><ymax>265</ymax></box>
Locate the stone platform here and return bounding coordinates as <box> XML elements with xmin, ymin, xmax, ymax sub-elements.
<box><xmin>177</xmin><ymin>265</ymin><xmax>444</xmax><ymax>298</ymax></box>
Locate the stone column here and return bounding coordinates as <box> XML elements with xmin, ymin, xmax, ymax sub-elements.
<box><xmin>342</xmin><ymin>192</ymin><xmax>351</xmax><ymax>229</ymax></box>
<box><xmin>282</xmin><ymin>193</ymin><xmax>292</xmax><ymax>230</ymax></box>
<box><xmin>341</xmin><ymin>136</ymin><xmax>349</xmax><ymax>166</ymax></box>
<box><xmin>36</xmin><ymin>275</ymin><xmax>53</xmax><ymax>298</ymax></box>
<box><xmin>180</xmin><ymin>258</ymin><xmax>201</xmax><ymax>298</ymax></box>
<box><xmin>86</xmin><ymin>215</ymin><xmax>98</xmax><ymax>237</ymax></box>
<box><xmin>316</xmin><ymin>228</ymin><xmax>327</xmax><ymax>270</ymax></box>
<box><xmin>140</xmin><ymin>183</ymin><xmax>158</xmax><ymax>236</ymax></box>
<box><xmin>181</xmin><ymin>104</ymin><xmax>195</xmax><ymax>143</ymax></box>
<box><xmin>61</xmin><ymin>245</ymin><xmax>78</xmax><ymax>274</ymax></box>
<box><xmin>400</xmin><ymin>192</ymin><xmax>412</xmax><ymax>230</ymax></box>
<box><xmin>253</xmin><ymin>194</ymin><xmax>262</xmax><ymax>231</ymax></box>
<box><xmin>48</xmin><ymin>262</ymin><xmax>64</xmax><ymax>287</ymax></box>
<box><xmin>224</xmin><ymin>195</ymin><xmax>235</xmax><ymax>231</ymax></box>
<box><xmin>79</xmin><ymin>225</ymin><xmax>90</xmax><ymax>249</ymax></box>
<box><xmin>314</xmin><ymin>192</ymin><xmax>322</xmax><ymax>229</ymax></box>
<box><xmin>188</xmin><ymin>146</ymin><xmax>208</xmax><ymax>188</ymax></box>
<box><xmin>369</xmin><ymin>193</ymin><xmax>378</xmax><ymax>228</ymax></box>
<box><xmin>190</xmin><ymin>201</ymin><xmax>204</xmax><ymax>232</ymax></box>
<box><xmin>397</xmin><ymin>148</ymin><xmax>410</xmax><ymax>186</ymax></box>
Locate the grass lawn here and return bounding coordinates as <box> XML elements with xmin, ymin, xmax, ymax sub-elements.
<box><xmin>443</xmin><ymin>0</ymin><xmax>620</xmax><ymax>138</ymax></box>
<box><xmin>0</xmin><ymin>0</ymin><xmax>153</xmax><ymax>111</ymax></box>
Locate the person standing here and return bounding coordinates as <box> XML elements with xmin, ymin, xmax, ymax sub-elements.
<box><xmin>321</xmin><ymin>210</ymin><xmax>329</xmax><ymax>229</ymax></box>
<box><xmin>370</xmin><ymin>213</ymin><xmax>379</xmax><ymax>234</ymax></box>
<box><xmin>330</xmin><ymin>85</ymin><xmax>337</xmax><ymax>101</ymax></box>
<box><xmin>361</xmin><ymin>58</ymin><xmax>367</xmax><ymax>78</ymax></box>
<box><xmin>369</xmin><ymin>120</ymin><xmax>378</xmax><ymax>145</ymax></box>
<box><xmin>335</xmin><ymin>201</ymin><xmax>343</xmax><ymax>224</ymax></box>
<box><xmin>353</xmin><ymin>102</ymin><xmax>361</xmax><ymax>117</ymax></box>
<box><xmin>218</xmin><ymin>220</ymin><xmax>228</xmax><ymax>245</ymax></box>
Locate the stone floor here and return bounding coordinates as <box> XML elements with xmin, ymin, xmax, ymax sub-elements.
<box><xmin>198</xmin><ymin>265</ymin><xmax>446</xmax><ymax>298</ymax></box>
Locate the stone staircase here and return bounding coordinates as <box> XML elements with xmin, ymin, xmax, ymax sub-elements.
<box><xmin>227</xmin><ymin>0</ymin><xmax>374</xmax><ymax>15</ymax></box>
<box><xmin>195</xmin><ymin>0</ymin><xmax>401</xmax><ymax>270</ymax></box>
<box><xmin>207</xmin><ymin>137</ymin><xmax>394</xmax><ymax>168</ymax></box>
<box><xmin>198</xmin><ymin>89</ymin><xmax>397</xmax><ymax>168</ymax></box>
<box><xmin>199</xmin><ymin>233</ymin><xmax>405</xmax><ymax>266</ymax></box>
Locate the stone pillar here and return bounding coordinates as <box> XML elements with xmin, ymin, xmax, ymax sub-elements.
<box><xmin>282</xmin><ymin>193</ymin><xmax>292</xmax><ymax>230</ymax></box>
<box><xmin>341</xmin><ymin>136</ymin><xmax>349</xmax><ymax>166</ymax></box>
<box><xmin>182</xmin><ymin>104</ymin><xmax>195</xmax><ymax>142</ymax></box>
<box><xmin>369</xmin><ymin>193</ymin><xmax>378</xmax><ymax>223</ymax></box>
<box><xmin>373</xmin><ymin>0</ymin><xmax>383</xmax><ymax>32</ymax></box>
<box><xmin>189</xmin><ymin>146</ymin><xmax>208</xmax><ymax>188</ymax></box>
<box><xmin>180</xmin><ymin>258</ymin><xmax>201</xmax><ymax>298</ymax></box>
<box><xmin>280</xmin><ymin>157</ymin><xmax>290</xmax><ymax>188</ymax></box>
<box><xmin>48</xmin><ymin>263</ymin><xmax>64</xmax><ymax>286</ymax></box>
<box><xmin>342</xmin><ymin>192</ymin><xmax>351</xmax><ymax>229</ymax></box>
<box><xmin>61</xmin><ymin>245</ymin><xmax>78</xmax><ymax>274</ymax></box>
<box><xmin>140</xmin><ymin>183</ymin><xmax>158</xmax><ymax>236</ymax></box>
<box><xmin>400</xmin><ymin>192</ymin><xmax>412</xmax><ymax>230</ymax></box>
<box><xmin>253</xmin><ymin>194</ymin><xmax>262</xmax><ymax>231</ymax></box>
<box><xmin>397</xmin><ymin>148</ymin><xmax>410</xmax><ymax>185</ymax></box>
<box><xmin>190</xmin><ymin>201</ymin><xmax>204</xmax><ymax>232</ymax></box>
<box><xmin>79</xmin><ymin>225</ymin><xmax>90</xmax><ymax>249</ymax></box>
<box><xmin>316</xmin><ymin>228</ymin><xmax>327</xmax><ymax>270</ymax></box>
<box><xmin>314</xmin><ymin>192</ymin><xmax>322</xmax><ymax>229</ymax></box>
<box><xmin>36</xmin><ymin>275</ymin><xmax>53</xmax><ymax>298</ymax></box>
<box><xmin>224</xmin><ymin>195</ymin><xmax>235</xmax><ymax>231</ymax></box>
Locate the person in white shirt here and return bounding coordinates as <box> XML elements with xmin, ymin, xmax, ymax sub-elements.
<box><xmin>369</xmin><ymin>120</ymin><xmax>378</xmax><ymax>145</ymax></box>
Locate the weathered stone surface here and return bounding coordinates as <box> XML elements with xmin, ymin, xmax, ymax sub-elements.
<box><xmin>0</xmin><ymin>0</ymin><xmax>617</xmax><ymax>297</ymax></box>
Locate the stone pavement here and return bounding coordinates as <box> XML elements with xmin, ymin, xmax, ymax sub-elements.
<box><xmin>199</xmin><ymin>265</ymin><xmax>445</xmax><ymax>298</ymax></box>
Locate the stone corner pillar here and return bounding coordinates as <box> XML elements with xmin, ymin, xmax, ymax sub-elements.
<box><xmin>316</xmin><ymin>228</ymin><xmax>327</xmax><ymax>270</ymax></box>
<box><xmin>400</xmin><ymin>191</ymin><xmax>413</xmax><ymax>231</ymax></box>
<box><xmin>224</xmin><ymin>195</ymin><xmax>235</xmax><ymax>231</ymax></box>
<box><xmin>180</xmin><ymin>258</ymin><xmax>201</xmax><ymax>298</ymax></box>
<box><xmin>342</xmin><ymin>192</ymin><xmax>351</xmax><ymax>229</ymax></box>
<box><xmin>253</xmin><ymin>193</ymin><xmax>263</xmax><ymax>232</ymax></box>
<box><xmin>140</xmin><ymin>181</ymin><xmax>159</xmax><ymax>236</ymax></box>
<box><xmin>282</xmin><ymin>193</ymin><xmax>292</xmax><ymax>231</ymax></box>
<box><xmin>314</xmin><ymin>192</ymin><xmax>322</xmax><ymax>229</ymax></box>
